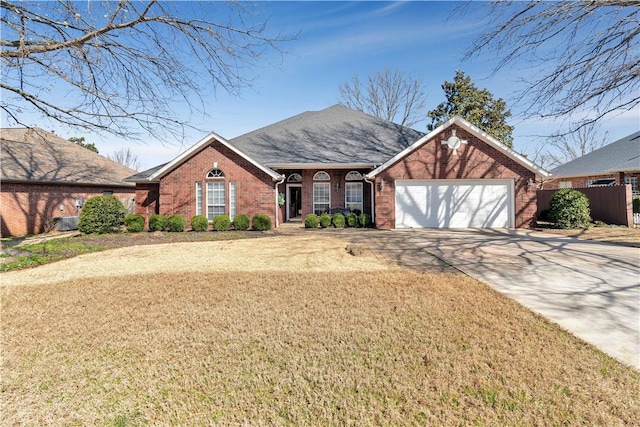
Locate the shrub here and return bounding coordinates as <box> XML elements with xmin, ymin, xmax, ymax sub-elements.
<box><xmin>319</xmin><ymin>213</ymin><xmax>332</xmax><ymax>228</ymax></box>
<box><xmin>346</xmin><ymin>212</ymin><xmax>358</xmax><ymax>227</ymax></box>
<box><xmin>359</xmin><ymin>213</ymin><xmax>372</xmax><ymax>228</ymax></box>
<box><xmin>304</xmin><ymin>214</ymin><xmax>319</xmax><ymax>228</ymax></box>
<box><xmin>233</xmin><ymin>214</ymin><xmax>250</xmax><ymax>231</ymax></box>
<box><xmin>332</xmin><ymin>213</ymin><xmax>345</xmax><ymax>228</ymax></box>
<box><xmin>148</xmin><ymin>214</ymin><xmax>167</xmax><ymax>232</ymax></box>
<box><xmin>166</xmin><ymin>214</ymin><xmax>186</xmax><ymax>232</ymax></box>
<box><xmin>252</xmin><ymin>214</ymin><xmax>271</xmax><ymax>231</ymax></box>
<box><xmin>78</xmin><ymin>195</ymin><xmax>126</xmax><ymax>234</ymax></box>
<box><xmin>633</xmin><ymin>195</ymin><xmax>640</xmax><ymax>213</ymax></box>
<box><xmin>124</xmin><ymin>214</ymin><xmax>145</xmax><ymax>233</ymax></box>
<box><xmin>549</xmin><ymin>188</ymin><xmax>591</xmax><ymax>229</ymax></box>
<box><xmin>190</xmin><ymin>215</ymin><xmax>209</xmax><ymax>232</ymax></box>
<box><xmin>213</xmin><ymin>214</ymin><xmax>231</xmax><ymax>231</ymax></box>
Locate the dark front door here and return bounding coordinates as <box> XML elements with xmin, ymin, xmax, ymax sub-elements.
<box><xmin>289</xmin><ymin>186</ymin><xmax>302</xmax><ymax>219</ymax></box>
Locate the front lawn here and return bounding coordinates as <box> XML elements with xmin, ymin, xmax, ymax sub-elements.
<box><xmin>2</xmin><ymin>268</ymin><xmax>638</xmax><ymax>425</ymax></box>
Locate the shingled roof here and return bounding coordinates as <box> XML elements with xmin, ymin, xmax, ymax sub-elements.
<box><xmin>229</xmin><ymin>104</ymin><xmax>425</xmax><ymax>168</ymax></box>
<box><xmin>551</xmin><ymin>131</ymin><xmax>640</xmax><ymax>178</ymax></box>
<box><xmin>1</xmin><ymin>128</ymin><xmax>136</xmax><ymax>186</ymax></box>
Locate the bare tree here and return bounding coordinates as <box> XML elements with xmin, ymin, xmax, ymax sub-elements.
<box><xmin>1</xmin><ymin>1</ymin><xmax>291</xmax><ymax>140</ymax></box>
<box><xmin>544</xmin><ymin>122</ymin><xmax>610</xmax><ymax>168</ymax></box>
<box><xmin>339</xmin><ymin>68</ymin><xmax>427</xmax><ymax>127</ymax></box>
<box><xmin>464</xmin><ymin>1</ymin><xmax>640</xmax><ymax>133</ymax></box>
<box><xmin>108</xmin><ymin>147</ymin><xmax>141</xmax><ymax>171</ymax></box>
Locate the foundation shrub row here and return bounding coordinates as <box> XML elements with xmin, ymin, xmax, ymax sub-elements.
<box><xmin>304</xmin><ymin>212</ymin><xmax>372</xmax><ymax>229</ymax></box>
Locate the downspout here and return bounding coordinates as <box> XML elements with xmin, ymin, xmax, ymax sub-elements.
<box><xmin>274</xmin><ymin>175</ymin><xmax>285</xmax><ymax>228</ymax></box>
<box><xmin>363</xmin><ymin>172</ymin><xmax>375</xmax><ymax>224</ymax></box>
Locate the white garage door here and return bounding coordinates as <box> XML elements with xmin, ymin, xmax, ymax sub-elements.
<box><xmin>395</xmin><ymin>179</ymin><xmax>513</xmax><ymax>228</ymax></box>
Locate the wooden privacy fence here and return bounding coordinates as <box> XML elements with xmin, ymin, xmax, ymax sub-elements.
<box><xmin>537</xmin><ymin>185</ymin><xmax>634</xmax><ymax>227</ymax></box>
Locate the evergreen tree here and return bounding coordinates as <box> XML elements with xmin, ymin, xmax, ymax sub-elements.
<box><xmin>427</xmin><ymin>71</ymin><xmax>514</xmax><ymax>148</ymax></box>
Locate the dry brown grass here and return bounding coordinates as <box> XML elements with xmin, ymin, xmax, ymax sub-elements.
<box><xmin>1</xmin><ymin>236</ymin><xmax>639</xmax><ymax>425</ymax></box>
<box><xmin>538</xmin><ymin>226</ymin><xmax>640</xmax><ymax>247</ymax></box>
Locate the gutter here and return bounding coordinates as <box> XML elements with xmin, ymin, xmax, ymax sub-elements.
<box><xmin>274</xmin><ymin>175</ymin><xmax>286</xmax><ymax>228</ymax></box>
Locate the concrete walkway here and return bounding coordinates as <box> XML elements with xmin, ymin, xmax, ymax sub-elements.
<box><xmin>377</xmin><ymin>228</ymin><xmax>640</xmax><ymax>370</ymax></box>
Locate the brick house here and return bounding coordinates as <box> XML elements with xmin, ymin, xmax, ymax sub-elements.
<box><xmin>544</xmin><ymin>131</ymin><xmax>640</xmax><ymax>195</ymax></box>
<box><xmin>127</xmin><ymin>105</ymin><xmax>549</xmax><ymax>229</ymax></box>
<box><xmin>1</xmin><ymin>128</ymin><xmax>136</xmax><ymax>237</ymax></box>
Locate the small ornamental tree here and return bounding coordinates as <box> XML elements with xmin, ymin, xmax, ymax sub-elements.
<box><xmin>78</xmin><ymin>195</ymin><xmax>126</xmax><ymax>234</ymax></box>
<box><xmin>190</xmin><ymin>215</ymin><xmax>209</xmax><ymax>232</ymax></box>
<box><xmin>549</xmin><ymin>188</ymin><xmax>591</xmax><ymax>229</ymax></box>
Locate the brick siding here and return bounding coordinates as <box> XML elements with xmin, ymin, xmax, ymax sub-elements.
<box><xmin>1</xmin><ymin>182</ymin><xmax>135</xmax><ymax>237</ymax></box>
<box><xmin>373</xmin><ymin>125</ymin><xmax>537</xmax><ymax>229</ymax></box>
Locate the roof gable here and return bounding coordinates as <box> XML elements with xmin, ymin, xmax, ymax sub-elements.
<box><xmin>1</xmin><ymin>128</ymin><xmax>136</xmax><ymax>186</ymax></box>
<box><xmin>550</xmin><ymin>131</ymin><xmax>640</xmax><ymax>178</ymax></box>
<box><xmin>229</xmin><ymin>105</ymin><xmax>425</xmax><ymax>168</ymax></box>
<box><xmin>366</xmin><ymin>116</ymin><xmax>550</xmax><ymax>179</ymax></box>
<box><xmin>126</xmin><ymin>132</ymin><xmax>282</xmax><ymax>182</ymax></box>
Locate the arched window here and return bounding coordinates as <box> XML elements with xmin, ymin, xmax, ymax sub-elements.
<box><xmin>345</xmin><ymin>171</ymin><xmax>363</xmax><ymax>181</ymax></box>
<box><xmin>313</xmin><ymin>171</ymin><xmax>330</xmax><ymax>181</ymax></box>
<box><xmin>287</xmin><ymin>173</ymin><xmax>302</xmax><ymax>183</ymax></box>
<box><xmin>206</xmin><ymin>169</ymin><xmax>225</xmax><ymax>179</ymax></box>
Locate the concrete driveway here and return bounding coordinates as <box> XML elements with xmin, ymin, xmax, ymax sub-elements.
<box><xmin>386</xmin><ymin>229</ymin><xmax>640</xmax><ymax>369</ymax></box>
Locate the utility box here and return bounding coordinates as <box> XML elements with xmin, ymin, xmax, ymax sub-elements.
<box><xmin>53</xmin><ymin>216</ymin><xmax>79</xmax><ymax>231</ymax></box>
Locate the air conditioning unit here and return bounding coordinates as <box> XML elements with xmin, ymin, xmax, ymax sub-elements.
<box><xmin>53</xmin><ymin>216</ymin><xmax>79</xmax><ymax>231</ymax></box>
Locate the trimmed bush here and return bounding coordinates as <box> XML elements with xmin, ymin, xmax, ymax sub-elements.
<box><xmin>252</xmin><ymin>214</ymin><xmax>271</xmax><ymax>231</ymax></box>
<box><xmin>549</xmin><ymin>188</ymin><xmax>591</xmax><ymax>229</ymax></box>
<box><xmin>233</xmin><ymin>214</ymin><xmax>250</xmax><ymax>231</ymax></box>
<box><xmin>78</xmin><ymin>195</ymin><xmax>126</xmax><ymax>234</ymax></box>
<box><xmin>332</xmin><ymin>213</ymin><xmax>345</xmax><ymax>228</ymax></box>
<box><xmin>304</xmin><ymin>213</ymin><xmax>319</xmax><ymax>228</ymax></box>
<box><xmin>359</xmin><ymin>213</ymin><xmax>372</xmax><ymax>228</ymax></box>
<box><xmin>319</xmin><ymin>213</ymin><xmax>332</xmax><ymax>228</ymax></box>
<box><xmin>190</xmin><ymin>215</ymin><xmax>208</xmax><ymax>232</ymax></box>
<box><xmin>148</xmin><ymin>214</ymin><xmax>167</xmax><ymax>232</ymax></box>
<box><xmin>633</xmin><ymin>195</ymin><xmax>640</xmax><ymax>214</ymax></box>
<box><xmin>166</xmin><ymin>214</ymin><xmax>186</xmax><ymax>232</ymax></box>
<box><xmin>213</xmin><ymin>214</ymin><xmax>231</xmax><ymax>231</ymax></box>
<box><xmin>346</xmin><ymin>212</ymin><xmax>358</xmax><ymax>227</ymax></box>
<box><xmin>124</xmin><ymin>214</ymin><xmax>145</xmax><ymax>233</ymax></box>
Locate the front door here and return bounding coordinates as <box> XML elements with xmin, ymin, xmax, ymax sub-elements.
<box><xmin>287</xmin><ymin>185</ymin><xmax>302</xmax><ymax>220</ymax></box>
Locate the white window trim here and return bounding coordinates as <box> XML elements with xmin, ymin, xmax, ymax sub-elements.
<box><xmin>345</xmin><ymin>171</ymin><xmax>363</xmax><ymax>181</ymax></box>
<box><xmin>345</xmin><ymin>182</ymin><xmax>363</xmax><ymax>212</ymax></box>
<box><xmin>195</xmin><ymin>182</ymin><xmax>202</xmax><ymax>215</ymax></box>
<box><xmin>206</xmin><ymin>181</ymin><xmax>225</xmax><ymax>220</ymax></box>
<box><xmin>229</xmin><ymin>182</ymin><xmax>236</xmax><ymax>221</ymax></box>
<box><xmin>313</xmin><ymin>171</ymin><xmax>330</xmax><ymax>181</ymax></box>
<box><xmin>313</xmin><ymin>182</ymin><xmax>330</xmax><ymax>214</ymax></box>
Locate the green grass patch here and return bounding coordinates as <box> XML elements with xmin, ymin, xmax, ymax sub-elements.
<box><xmin>1</xmin><ymin>238</ymin><xmax>106</xmax><ymax>272</ymax></box>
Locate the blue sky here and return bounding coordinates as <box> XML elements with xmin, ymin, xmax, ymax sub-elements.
<box><xmin>3</xmin><ymin>1</ymin><xmax>638</xmax><ymax>170</ymax></box>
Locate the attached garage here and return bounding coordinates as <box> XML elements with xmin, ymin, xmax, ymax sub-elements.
<box><xmin>395</xmin><ymin>179</ymin><xmax>513</xmax><ymax>229</ymax></box>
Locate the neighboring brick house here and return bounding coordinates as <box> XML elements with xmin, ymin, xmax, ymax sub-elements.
<box><xmin>544</xmin><ymin>131</ymin><xmax>640</xmax><ymax>195</ymax></box>
<box><xmin>127</xmin><ymin>105</ymin><xmax>549</xmax><ymax>229</ymax></box>
<box><xmin>1</xmin><ymin>128</ymin><xmax>136</xmax><ymax>237</ymax></box>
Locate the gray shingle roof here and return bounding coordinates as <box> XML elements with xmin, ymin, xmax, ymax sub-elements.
<box><xmin>229</xmin><ymin>104</ymin><xmax>425</xmax><ymax>167</ymax></box>
<box><xmin>551</xmin><ymin>131</ymin><xmax>640</xmax><ymax>177</ymax></box>
<box><xmin>1</xmin><ymin>128</ymin><xmax>136</xmax><ymax>186</ymax></box>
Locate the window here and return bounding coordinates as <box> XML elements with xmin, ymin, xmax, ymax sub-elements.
<box><xmin>559</xmin><ymin>181</ymin><xmax>572</xmax><ymax>189</ymax></box>
<box><xmin>313</xmin><ymin>171</ymin><xmax>330</xmax><ymax>181</ymax></box>
<box><xmin>195</xmin><ymin>182</ymin><xmax>202</xmax><ymax>215</ymax></box>
<box><xmin>587</xmin><ymin>177</ymin><xmax>615</xmax><ymax>187</ymax></box>
<box><xmin>345</xmin><ymin>171</ymin><xmax>363</xmax><ymax>181</ymax></box>
<box><xmin>206</xmin><ymin>182</ymin><xmax>225</xmax><ymax>220</ymax></box>
<box><xmin>207</xmin><ymin>169</ymin><xmax>224</xmax><ymax>178</ymax></box>
<box><xmin>229</xmin><ymin>182</ymin><xmax>236</xmax><ymax>220</ymax></box>
<box><xmin>345</xmin><ymin>182</ymin><xmax>363</xmax><ymax>212</ymax></box>
<box><xmin>287</xmin><ymin>173</ymin><xmax>302</xmax><ymax>183</ymax></box>
<box><xmin>103</xmin><ymin>191</ymin><xmax>113</xmax><ymax>196</ymax></box>
<box><xmin>625</xmin><ymin>177</ymin><xmax>639</xmax><ymax>195</ymax></box>
<box><xmin>313</xmin><ymin>182</ymin><xmax>330</xmax><ymax>214</ymax></box>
